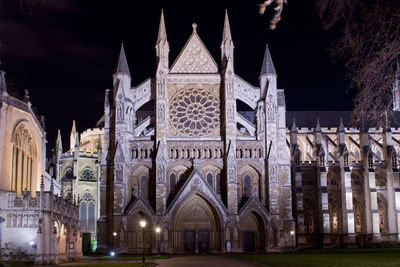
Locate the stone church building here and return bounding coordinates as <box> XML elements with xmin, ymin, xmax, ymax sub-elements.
<box><xmin>55</xmin><ymin>10</ymin><xmax>400</xmax><ymax>254</ymax></box>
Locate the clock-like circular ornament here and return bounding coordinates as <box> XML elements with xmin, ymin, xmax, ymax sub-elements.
<box><xmin>81</xmin><ymin>169</ymin><xmax>95</xmax><ymax>180</ymax></box>
<box><xmin>170</xmin><ymin>88</ymin><xmax>220</xmax><ymax>136</ymax></box>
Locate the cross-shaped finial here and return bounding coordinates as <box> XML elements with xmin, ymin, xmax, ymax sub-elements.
<box><xmin>192</xmin><ymin>23</ymin><xmax>197</xmax><ymax>32</ymax></box>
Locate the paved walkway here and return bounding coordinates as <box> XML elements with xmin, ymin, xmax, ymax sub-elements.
<box><xmin>154</xmin><ymin>255</ymin><xmax>257</xmax><ymax>267</ymax></box>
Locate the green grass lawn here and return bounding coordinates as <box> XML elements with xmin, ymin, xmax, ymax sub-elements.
<box><xmin>233</xmin><ymin>248</ymin><xmax>400</xmax><ymax>267</ymax></box>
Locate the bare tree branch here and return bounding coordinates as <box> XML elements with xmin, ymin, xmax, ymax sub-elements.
<box><xmin>316</xmin><ymin>0</ymin><xmax>400</xmax><ymax>126</ymax></box>
<box><xmin>259</xmin><ymin>0</ymin><xmax>288</xmax><ymax>30</ymax></box>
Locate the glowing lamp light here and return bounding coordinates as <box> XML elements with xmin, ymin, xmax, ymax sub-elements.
<box><xmin>140</xmin><ymin>220</ymin><xmax>147</xmax><ymax>228</ymax></box>
<box><xmin>110</xmin><ymin>251</ymin><xmax>115</xmax><ymax>257</ymax></box>
<box><xmin>155</xmin><ymin>227</ymin><xmax>161</xmax><ymax>233</ymax></box>
<box><xmin>113</xmin><ymin>232</ymin><xmax>117</xmax><ymax>236</ymax></box>
<box><xmin>290</xmin><ymin>230</ymin><xmax>295</xmax><ymax>236</ymax></box>
<box><xmin>29</xmin><ymin>241</ymin><xmax>35</xmax><ymax>246</ymax></box>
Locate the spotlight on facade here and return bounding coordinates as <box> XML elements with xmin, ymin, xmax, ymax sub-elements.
<box><xmin>113</xmin><ymin>232</ymin><xmax>117</xmax><ymax>236</ymax></box>
<box><xmin>110</xmin><ymin>251</ymin><xmax>115</xmax><ymax>257</ymax></box>
<box><xmin>290</xmin><ymin>230</ymin><xmax>295</xmax><ymax>236</ymax></box>
<box><xmin>140</xmin><ymin>220</ymin><xmax>147</xmax><ymax>228</ymax></box>
<box><xmin>29</xmin><ymin>241</ymin><xmax>35</xmax><ymax>246</ymax></box>
<box><xmin>155</xmin><ymin>227</ymin><xmax>161</xmax><ymax>233</ymax></box>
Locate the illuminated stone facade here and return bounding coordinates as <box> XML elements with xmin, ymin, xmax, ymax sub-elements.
<box><xmin>79</xmin><ymin>10</ymin><xmax>400</xmax><ymax>253</ymax></box>
<box><xmin>0</xmin><ymin>72</ymin><xmax>81</xmax><ymax>264</ymax></box>
<box><xmin>96</xmin><ymin>11</ymin><xmax>293</xmax><ymax>254</ymax></box>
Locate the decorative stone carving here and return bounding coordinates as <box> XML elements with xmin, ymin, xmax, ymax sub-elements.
<box><xmin>170</xmin><ymin>33</ymin><xmax>218</xmax><ymax>73</ymax></box>
<box><xmin>169</xmin><ymin>88</ymin><xmax>220</xmax><ymax>136</ymax></box>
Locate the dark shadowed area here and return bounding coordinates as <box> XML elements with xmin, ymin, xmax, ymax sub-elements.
<box><xmin>0</xmin><ymin>0</ymin><xmax>350</xmax><ymax>152</ymax></box>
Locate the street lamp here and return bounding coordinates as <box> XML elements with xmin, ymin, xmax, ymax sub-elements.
<box><xmin>155</xmin><ymin>227</ymin><xmax>161</xmax><ymax>257</ymax></box>
<box><xmin>140</xmin><ymin>220</ymin><xmax>147</xmax><ymax>265</ymax></box>
<box><xmin>290</xmin><ymin>230</ymin><xmax>295</xmax><ymax>255</ymax></box>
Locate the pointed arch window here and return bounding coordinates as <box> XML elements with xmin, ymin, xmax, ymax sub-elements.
<box><xmin>392</xmin><ymin>153</ymin><xmax>398</xmax><ymax>169</ymax></box>
<box><xmin>141</xmin><ymin>176</ymin><xmax>148</xmax><ymax>199</ymax></box>
<box><xmin>319</xmin><ymin>153</ymin><xmax>325</xmax><ymax>167</ymax></box>
<box><xmin>368</xmin><ymin>153</ymin><xmax>374</xmax><ymax>169</ymax></box>
<box><xmin>80</xmin><ymin>192</ymin><xmax>96</xmax><ymax>233</ymax></box>
<box><xmin>244</xmin><ymin>175</ymin><xmax>252</xmax><ymax>197</ymax></box>
<box><xmin>344</xmin><ymin>153</ymin><xmax>349</xmax><ymax>167</ymax></box>
<box><xmin>207</xmin><ymin>173</ymin><xmax>213</xmax><ymax>189</ymax></box>
<box><xmin>216</xmin><ymin>173</ymin><xmax>221</xmax><ymax>194</ymax></box>
<box><xmin>170</xmin><ymin>173</ymin><xmax>176</xmax><ymax>193</ymax></box>
<box><xmin>11</xmin><ymin>124</ymin><xmax>37</xmax><ymax>197</ymax></box>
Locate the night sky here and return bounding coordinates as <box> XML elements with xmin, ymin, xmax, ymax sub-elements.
<box><xmin>0</xmin><ymin>0</ymin><xmax>351</xmax><ymax>152</ymax></box>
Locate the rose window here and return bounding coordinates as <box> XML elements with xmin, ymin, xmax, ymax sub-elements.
<box><xmin>81</xmin><ymin>169</ymin><xmax>95</xmax><ymax>180</ymax></box>
<box><xmin>170</xmin><ymin>88</ymin><xmax>220</xmax><ymax>136</ymax></box>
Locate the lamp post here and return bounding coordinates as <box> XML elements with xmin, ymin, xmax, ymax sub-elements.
<box><xmin>155</xmin><ymin>227</ymin><xmax>161</xmax><ymax>257</ymax></box>
<box><xmin>140</xmin><ymin>220</ymin><xmax>147</xmax><ymax>265</ymax></box>
<box><xmin>112</xmin><ymin>232</ymin><xmax>117</xmax><ymax>256</ymax></box>
<box><xmin>290</xmin><ymin>230</ymin><xmax>295</xmax><ymax>255</ymax></box>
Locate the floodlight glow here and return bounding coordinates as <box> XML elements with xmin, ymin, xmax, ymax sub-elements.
<box><xmin>290</xmin><ymin>230</ymin><xmax>295</xmax><ymax>236</ymax></box>
<box><xmin>110</xmin><ymin>251</ymin><xmax>115</xmax><ymax>257</ymax></box>
<box><xmin>113</xmin><ymin>232</ymin><xmax>117</xmax><ymax>236</ymax></box>
<box><xmin>155</xmin><ymin>227</ymin><xmax>161</xmax><ymax>233</ymax></box>
<box><xmin>29</xmin><ymin>241</ymin><xmax>35</xmax><ymax>246</ymax></box>
<box><xmin>140</xmin><ymin>220</ymin><xmax>146</xmax><ymax>228</ymax></box>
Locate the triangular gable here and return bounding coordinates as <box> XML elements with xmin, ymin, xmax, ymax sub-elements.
<box><xmin>166</xmin><ymin>168</ymin><xmax>226</xmax><ymax>214</ymax></box>
<box><xmin>170</xmin><ymin>28</ymin><xmax>218</xmax><ymax>74</ymax></box>
<box><xmin>113</xmin><ymin>141</ymin><xmax>125</xmax><ymax>163</ymax></box>
<box><xmin>239</xmin><ymin>196</ymin><xmax>269</xmax><ymax>219</ymax></box>
<box><xmin>124</xmin><ymin>196</ymin><xmax>155</xmax><ymax>216</ymax></box>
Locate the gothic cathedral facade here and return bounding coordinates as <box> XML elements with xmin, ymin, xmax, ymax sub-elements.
<box><xmin>55</xmin><ymin>10</ymin><xmax>400</xmax><ymax>254</ymax></box>
<box><xmin>96</xmin><ymin>11</ymin><xmax>293</xmax><ymax>253</ymax></box>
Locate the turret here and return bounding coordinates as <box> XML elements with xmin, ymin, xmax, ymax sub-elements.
<box><xmin>113</xmin><ymin>43</ymin><xmax>131</xmax><ymax>92</ymax></box>
<box><xmin>56</xmin><ymin>129</ymin><xmax>63</xmax><ymax>161</ymax></box>
<box><xmin>259</xmin><ymin>44</ymin><xmax>277</xmax><ymax>99</ymax></box>
<box><xmin>155</xmin><ymin>9</ymin><xmax>169</xmax><ymax>70</ymax></box>
<box><xmin>69</xmin><ymin>120</ymin><xmax>76</xmax><ymax>151</ymax></box>
<box><xmin>220</xmin><ymin>9</ymin><xmax>234</xmax><ymax>71</ymax></box>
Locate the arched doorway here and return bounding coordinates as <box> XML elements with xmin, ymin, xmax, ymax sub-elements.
<box><xmin>126</xmin><ymin>212</ymin><xmax>153</xmax><ymax>253</ymax></box>
<box><xmin>241</xmin><ymin>211</ymin><xmax>265</xmax><ymax>253</ymax></box>
<box><xmin>171</xmin><ymin>193</ymin><xmax>222</xmax><ymax>253</ymax></box>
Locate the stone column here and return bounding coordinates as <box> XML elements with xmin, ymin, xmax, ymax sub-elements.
<box><xmin>339</xmin><ymin>163</ymin><xmax>356</xmax><ymax>246</ymax></box>
<box><xmin>317</xmin><ymin>167</ymin><xmax>331</xmax><ymax>247</ymax></box>
<box><xmin>294</xmin><ymin>167</ymin><xmax>306</xmax><ymax>246</ymax></box>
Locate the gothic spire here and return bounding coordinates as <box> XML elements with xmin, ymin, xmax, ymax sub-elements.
<box><xmin>338</xmin><ymin>117</ymin><xmax>345</xmax><ymax>133</ymax></box>
<box><xmin>114</xmin><ymin>43</ymin><xmax>131</xmax><ymax>78</ymax></box>
<box><xmin>156</xmin><ymin>9</ymin><xmax>169</xmax><ymax>70</ymax></box>
<box><xmin>75</xmin><ymin>131</ymin><xmax>80</xmax><ymax>148</ymax></box>
<box><xmin>157</xmin><ymin>9</ymin><xmax>167</xmax><ymax>44</ymax></box>
<box><xmin>222</xmin><ymin>9</ymin><xmax>232</xmax><ymax>43</ymax></box>
<box><xmin>56</xmin><ymin>129</ymin><xmax>62</xmax><ymax>152</ymax></box>
<box><xmin>221</xmin><ymin>9</ymin><xmax>234</xmax><ymax>66</ymax></box>
<box><xmin>70</xmin><ymin>120</ymin><xmax>76</xmax><ymax>151</ymax></box>
<box><xmin>260</xmin><ymin>44</ymin><xmax>276</xmax><ymax>77</ymax></box>
<box><xmin>315</xmin><ymin>118</ymin><xmax>321</xmax><ymax>132</ymax></box>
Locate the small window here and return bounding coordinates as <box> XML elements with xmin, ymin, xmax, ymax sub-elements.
<box><xmin>392</xmin><ymin>153</ymin><xmax>398</xmax><ymax>169</ymax></box>
<box><xmin>81</xmin><ymin>169</ymin><xmax>95</xmax><ymax>180</ymax></box>
<box><xmin>368</xmin><ymin>154</ymin><xmax>374</xmax><ymax>169</ymax></box>
<box><xmin>216</xmin><ymin>173</ymin><xmax>221</xmax><ymax>194</ymax></box>
<box><xmin>207</xmin><ymin>173</ymin><xmax>213</xmax><ymax>188</ymax></box>
<box><xmin>170</xmin><ymin>174</ymin><xmax>176</xmax><ymax>193</ymax></box>
<box><xmin>64</xmin><ymin>168</ymin><xmax>73</xmax><ymax>179</ymax></box>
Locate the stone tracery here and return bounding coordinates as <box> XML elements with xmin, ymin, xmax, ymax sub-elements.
<box><xmin>169</xmin><ymin>88</ymin><xmax>220</xmax><ymax>136</ymax></box>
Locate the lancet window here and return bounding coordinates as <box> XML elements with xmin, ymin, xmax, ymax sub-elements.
<box><xmin>11</xmin><ymin>124</ymin><xmax>37</xmax><ymax>197</ymax></box>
